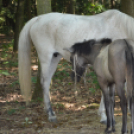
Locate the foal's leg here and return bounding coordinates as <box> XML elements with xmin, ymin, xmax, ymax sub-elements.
<box><xmin>109</xmin><ymin>84</ymin><xmax>115</xmax><ymax>131</ymax></box>
<box><xmin>131</xmin><ymin>96</ymin><xmax>134</xmax><ymax>134</ymax></box>
<box><xmin>98</xmin><ymin>78</ymin><xmax>113</xmax><ymax>133</ymax></box>
<box><xmin>40</xmin><ymin>53</ymin><xmax>62</xmax><ymax>122</ymax></box>
<box><xmin>98</xmin><ymin>94</ymin><xmax>107</xmax><ymax>124</ymax></box>
<box><xmin>127</xmin><ymin>91</ymin><xmax>134</xmax><ymax>134</ymax></box>
<box><xmin>116</xmin><ymin>83</ymin><xmax>127</xmax><ymax>134</ymax></box>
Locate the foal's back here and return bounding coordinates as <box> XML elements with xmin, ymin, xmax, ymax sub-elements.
<box><xmin>94</xmin><ymin>39</ymin><xmax>134</xmax><ymax>84</ymax></box>
<box><xmin>108</xmin><ymin>39</ymin><xmax>134</xmax><ymax>84</ymax></box>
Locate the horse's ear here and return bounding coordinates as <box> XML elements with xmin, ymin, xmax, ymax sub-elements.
<box><xmin>63</xmin><ymin>47</ymin><xmax>74</xmax><ymax>53</ymax></box>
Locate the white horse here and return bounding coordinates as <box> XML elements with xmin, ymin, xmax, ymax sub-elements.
<box><xmin>18</xmin><ymin>9</ymin><xmax>134</xmax><ymax>123</ymax></box>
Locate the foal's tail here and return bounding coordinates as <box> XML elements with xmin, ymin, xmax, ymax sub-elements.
<box><xmin>125</xmin><ymin>39</ymin><xmax>134</xmax><ymax>110</ymax></box>
<box><xmin>18</xmin><ymin>17</ymin><xmax>38</xmax><ymax>102</ymax></box>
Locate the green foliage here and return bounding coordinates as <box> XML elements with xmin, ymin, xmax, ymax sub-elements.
<box><xmin>84</xmin><ymin>2</ymin><xmax>106</xmax><ymax>14</ymax></box>
<box><xmin>0</xmin><ymin>7</ymin><xmax>15</xmax><ymax>35</ymax></box>
<box><xmin>31</xmin><ymin>97</ymin><xmax>43</xmax><ymax>102</ymax></box>
<box><xmin>3</xmin><ymin>60</ymin><xmax>18</xmax><ymax>67</ymax></box>
<box><xmin>76</xmin><ymin>0</ymin><xmax>106</xmax><ymax>15</ymax></box>
<box><xmin>89</xmin><ymin>88</ymin><xmax>96</xmax><ymax>94</ymax></box>
<box><xmin>0</xmin><ymin>70</ymin><xmax>10</xmax><ymax>76</ymax></box>
<box><xmin>0</xmin><ymin>7</ymin><xmax>14</xmax><ymax>23</ymax></box>
<box><xmin>52</xmin><ymin>0</ymin><xmax>65</xmax><ymax>12</ymax></box>
<box><xmin>1</xmin><ymin>40</ymin><xmax>13</xmax><ymax>51</ymax></box>
<box><xmin>11</xmin><ymin>80</ymin><xmax>19</xmax><ymax>87</ymax></box>
<box><xmin>54</xmin><ymin>103</ymin><xmax>65</xmax><ymax>109</ymax></box>
<box><xmin>87</xmin><ymin>71</ymin><xmax>100</xmax><ymax>93</ymax></box>
<box><xmin>31</xmin><ymin>76</ymin><xmax>37</xmax><ymax>83</ymax></box>
<box><xmin>22</xmin><ymin>117</ymin><xmax>33</xmax><ymax>126</ymax></box>
<box><xmin>7</xmin><ymin>109</ymin><xmax>16</xmax><ymax>115</ymax></box>
<box><xmin>19</xmin><ymin>106</ymin><xmax>26</xmax><ymax>110</ymax></box>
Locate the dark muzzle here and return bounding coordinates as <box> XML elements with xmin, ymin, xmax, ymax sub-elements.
<box><xmin>71</xmin><ymin>67</ymin><xmax>85</xmax><ymax>82</ymax></box>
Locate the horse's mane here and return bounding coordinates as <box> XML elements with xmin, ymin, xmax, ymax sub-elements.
<box><xmin>72</xmin><ymin>38</ymin><xmax>112</xmax><ymax>55</ymax></box>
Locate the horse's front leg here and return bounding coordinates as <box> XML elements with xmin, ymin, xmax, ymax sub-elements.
<box><xmin>40</xmin><ymin>53</ymin><xmax>61</xmax><ymax>122</ymax></box>
<box><xmin>41</xmin><ymin>77</ymin><xmax>57</xmax><ymax>122</ymax></box>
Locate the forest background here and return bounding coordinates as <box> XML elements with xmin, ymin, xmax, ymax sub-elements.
<box><xmin>0</xmin><ymin>0</ymin><xmax>134</xmax><ymax>133</ymax></box>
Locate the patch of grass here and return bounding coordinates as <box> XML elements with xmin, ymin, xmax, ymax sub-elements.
<box><xmin>7</xmin><ymin>109</ymin><xmax>16</xmax><ymax>115</ymax></box>
<box><xmin>22</xmin><ymin>117</ymin><xmax>32</xmax><ymax>126</ymax></box>
<box><xmin>89</xmin><ymin>88</ymin><xmax>96</xmax><ymax>94</ymax></box>
<box><xmin>31</xmin><ymin>97</ymin><xmax>43</xmax><ymax>102</ymax></box>
<box><xmin>11</xmin><ymin>80</ymin><xmax>19</xmax><ymax>87</ymax></box>
<box><xmin>19</xmin><ymin>106</ymin><xmax>26</xmax><ymax>110</ymax></box>
<box><xmin>87</xmin><ymin>71</ymin><xmax>100</xmax><ymax>92</ymax></box>
<box><xmin>55</xmin><ymin>103</ymin><xmax>65</xmax><ymax>110</ymax></box>
<box><xmin>31</xmin><ymin>76</ymin><xmax>37</xmax><ymax>83</ymax></box>
<box><xmin>0</xmin><ymin>70</ymin><xmax>10</xmax><ymax>76</ymax></box>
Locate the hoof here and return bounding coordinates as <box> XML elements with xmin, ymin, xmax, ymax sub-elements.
<box><xmin>100</xmin><ymin>120</ymin><xmax>107</xmax><ymax>125</ymax></box>
<box><xmin>122</xmin><ymin>132</ymin><xmax>128</xmax><ymax>134</ymax></box>
<box><xmin>48</xmin><ymin>115</ymin><xmax>57</xmax><ymax>123</ymax></box>
<box><xmin>122</xmin><ymin>129</ymin><xmax>128</xmax><ymax>134</ymax></box>
<box><xmin>105</xmin><ymin>127</ymin><xmax>115</xmax><ymax>134</ymax></box>
<box><xmin>112</xmin><ymin>127</ymin><xmax>115</xmax><ymax>132</ymax></box>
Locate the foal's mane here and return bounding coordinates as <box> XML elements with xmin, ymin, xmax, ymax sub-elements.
<box><xmin>72</xmin><ymin>39</ymin><xmax>95</xmax><ymax>55</ymax></box>
<box><xmin>72</xmin><ymin>38</ymin><xmax>112</xmax><ymax>55</ymax></box>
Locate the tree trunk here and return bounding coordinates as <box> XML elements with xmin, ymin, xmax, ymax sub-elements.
<box><xmin>65</xmin><ymin>0</ymin><xmax>75</xmax><ymax>14</ymax></box>
<box><xmin>102</xmin><ymin>0</ymin><xmax>110</xmax><ymax>8</ymax></box>
<box><xmin>25</xmin><ymin>0</ymin><xmax>32</xmax><ymax>21</ymax></box>
<box><xmin>32</xmin><ymin>0</ymin><xmax>51</xmax><ymax>100</ymax></box>
<box><xmin>52</xmin><ymin>0</ymin><xmax>57</xmax><ymax>12</ymax></box>
<box><xmin>121</xmin><ymin>0</ymin><xmax>134</xmax><ymax>17</ymax></box>
<box><xmin>37</xmin><ymin>0</ymin><xmax>51</xmax><ymax>15</ymax></box>
<box><xmin>0</xmin><ymin>0</ymin><xmax>2</xmax><ymax>11</ymax></box>
<box><xmin>13</xmin><ymin>0</ymin><xmax>25</xmax><ymax>52</ymax></box>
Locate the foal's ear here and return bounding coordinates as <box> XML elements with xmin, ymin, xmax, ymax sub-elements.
<box><xmin>88</xmin><ymin>39</ymin><xmax>96</xmax><ymax>46</ymax></box>
<box><xmin>63</xmin><ymin>47</ymin><xmax>74</xmax><ymax>53</ymax></box>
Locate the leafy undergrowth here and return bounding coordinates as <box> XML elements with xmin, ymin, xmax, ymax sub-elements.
<box><xmin>0</xmin><ymin>43</ymin><xmax>132</xmax><ymax>134</ymax></box>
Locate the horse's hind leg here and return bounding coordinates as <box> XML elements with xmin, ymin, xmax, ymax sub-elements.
<box><xmin>40</xmin><ymin>53</ymin><xmax>62</xmax><ymax>122</ymax></box>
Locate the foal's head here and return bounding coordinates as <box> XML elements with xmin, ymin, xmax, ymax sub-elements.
<box><xmin>64</xmin><ymin>38</ymin><xmax>112</xmax><ymax>82</ymax></box>
<box><xmin>64</xmin><ymin>39</ymin><xmax>96</xmax><ymax>82</ymax></box>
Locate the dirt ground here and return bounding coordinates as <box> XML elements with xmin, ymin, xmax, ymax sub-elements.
<box><xmin>0</xmin><ymin>45</ymin><xmax>132</xmax><ymax>134</ymax></box>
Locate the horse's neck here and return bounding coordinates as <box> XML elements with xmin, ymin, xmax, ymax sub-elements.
<box><xmin>118</xmin><ymin>13</ymin><xmax>134</xmax><ymax>39</ymax></box>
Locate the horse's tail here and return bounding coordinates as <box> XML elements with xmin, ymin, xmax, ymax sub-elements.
<box><xmin>125</xmin><ymin>39</ymin><xmax>134</xmax><ymax>112</ymax></box>
<box><xmin>18</xmin><ymin>17</ymin><xmax>38</xmax><ymax>103</ymax></box>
